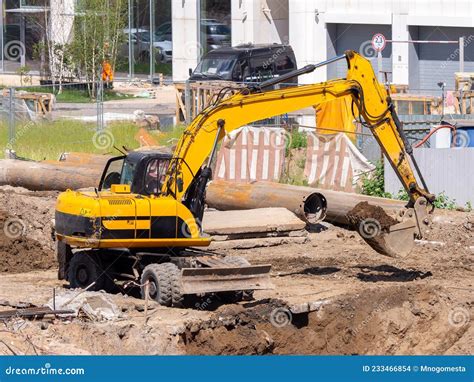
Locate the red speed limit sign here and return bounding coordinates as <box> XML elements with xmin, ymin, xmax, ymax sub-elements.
<box><xmin>371</xmin><ymin>33</ymin><xmax>386</xmax><ymax>52</ymax></box>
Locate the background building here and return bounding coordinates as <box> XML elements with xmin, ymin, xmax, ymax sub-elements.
<box><xmin>172</xmin><ymin>0</ymin><xmax>474</xmax><ymax>95</ymax></box>
<box><xmin>2</xmin><ymin>0</ymin><xmax>472</xmax><ymax>95</ymax></box>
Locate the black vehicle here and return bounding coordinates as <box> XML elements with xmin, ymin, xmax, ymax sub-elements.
<box><xmin>190</xmin><ymin>43</ymin><xmax>297</xmax><ymax>85</ymax></box>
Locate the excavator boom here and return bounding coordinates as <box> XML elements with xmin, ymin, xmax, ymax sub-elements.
<box><xmin>164</xmin><ymin>50</ymin><xmax>434</xmax><ymax>257</ymax></box>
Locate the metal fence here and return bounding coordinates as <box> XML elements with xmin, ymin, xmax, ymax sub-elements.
<box><xmin>384</xmin><ymin>147</ymin><xmax>474</xmax><ymax>206</ymax></box>
<box><xmin>358</xmin><ymin>114</ymin><xmax>474</xmax><ymax>162</ymax></box>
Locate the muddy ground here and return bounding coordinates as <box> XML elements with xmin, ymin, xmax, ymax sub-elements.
<box><xmin>0</xmin><ymin>186</ymin><xmax>472</xmax><ymax>355</ymax></box>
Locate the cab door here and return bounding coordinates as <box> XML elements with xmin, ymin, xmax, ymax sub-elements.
<box><xmin>145</xmin><ymin>158</ymin><xmax>178</xmax><ymax>240</ymax></box>
<box><xmin>98</xmin><ymin>156</ymin><xmax>152</xmax><ymax>242</ymax></box>
<box><xmin>134</xmin><ymin>197</ymin><xmax>152</xmax><ymax>240</ymax></box>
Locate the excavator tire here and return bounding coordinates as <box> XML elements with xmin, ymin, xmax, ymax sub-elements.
<box><xmin>68</xmin><ymin>251</ymin><xmax>107</xmax><ymax>291</ymax></box>
<box><xmin>141</xmin><ymin>263</ymin><xmax>183</xmax><ymax>307</ymax></box>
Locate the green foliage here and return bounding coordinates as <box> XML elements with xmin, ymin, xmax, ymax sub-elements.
<box><xmin>396</xmin><ymin>189</ymin><xmax>460</xmax><ymax>210</ymax></box>
<box><xmin>156</xmin><ymin>125</ymin><xmax>186</xmax><ymax>147</ymax></box>
<box><xmin>355</xmin><ymin>159</ymin><xmax>464</xmax><ymax>211</ymax></box>
<box><xmin>23</xmin><ymin>87</ymin><xmax>134</xmax><ymax>103</ymax></box>
<box><xmin>15</xmin><ymin>66</ymin><xmax>32</xmax><ymax>86</ymax></box>
<box><xmin>394</xmin><ymin>189</ymin><xmax>409</xmax><ymax>201</ymax></box>
<box><xmin>279</xmin><ymin>172</ymin><xmax>308</xmax><ymax>186</ymax></box>
<box><xmin>433</xmin><ymin>192</ymin><xmax>458</xmax><ymax>210</ymax></box>
<box><xmin>70</xmin><ymin>0</ymin><xmax>127</xmax><ymax>97</ymax></box>
<box><xmin>285</xmin><ymin>129</ymin><xmax>307</xmax><ymax>157</ymax></box>
<box><xmin>360</xmin><ymin>160</ymin><xmax>392</xmax><ymax>198</ymax></box>
<box><xmin>465</xmin><ymin>201</ymin><xmax>472</xmax><ymax>212</ymax></box>
<box><xmin>288</xmin><ymin>130</ymin><xmax>307</xmax><ymax>150</ymax></box>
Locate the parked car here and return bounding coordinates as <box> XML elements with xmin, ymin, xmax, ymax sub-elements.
<box><xmin>189</xmin><ymin>43</ymin><xmax>297</xmax><ymax>84</ymax></box>
<box><xmin>120</xmin><ymin>29</ymin><xmax>172</xmax><ymax>63</ymax></box>
<box><xmin>201</xmin><ymin>21</ymin><xmax>231</xmax><ymax>51</ymax></box>
<box><xmin>133</xmin><ymin>31</ymin><xmax>172</xmax><ymax>63</ymax></box>
<box><xmin>155</xmin><ymin>21</ymin><xmax>172</xmax><ymax>41</ymax></box>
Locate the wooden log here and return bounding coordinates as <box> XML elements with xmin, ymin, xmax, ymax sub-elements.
<box><xmin>206</xmin><ymin>180</ymin><xmax>406</xmax><ymax>226</ymax></box>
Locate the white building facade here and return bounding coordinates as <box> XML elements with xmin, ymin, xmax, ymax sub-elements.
<box><xmin>172</xmin><ymin>0</ymin><xmax>474</xmax><ymax>92</ymax></box>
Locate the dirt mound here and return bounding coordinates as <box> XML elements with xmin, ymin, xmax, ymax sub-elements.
<box><xmin>180</xmin><ymin>286</ymin><xmax>471</xmax><ymax>355</ymax></box>
<box><xmin>424</xmin><ymin>212</ymin><xmax>473</xmax><ymax>256</ymax></box>
<box><xmin>0</xmin><ymin>187</ymin><xmax>57</xmax><ymax>273</ymax></box>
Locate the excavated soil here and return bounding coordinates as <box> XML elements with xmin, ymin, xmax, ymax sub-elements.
<box><xmin>181</xmin><ymin>285</ymin><xmax>470</xmax><ymax>355</ymax></box>
<box><xmin>0</xmin><ymin>186</ymin><xmax>472</xmax><ymax>355</ymax></box>
<box><xmin>347</xmin><ymin>201</ymin><xmax>398</xmax><ymax>232</ymax></box>
<box><xmin>0</xmin><ymin>187</ymin><xmax>57</xmax><ymax>273</ymax></box>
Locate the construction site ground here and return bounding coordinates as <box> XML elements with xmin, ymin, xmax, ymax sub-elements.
<box><xmin>0</xmin><ymin>186</ymin><xmax>472</xmax><ymax>355</ymax></box>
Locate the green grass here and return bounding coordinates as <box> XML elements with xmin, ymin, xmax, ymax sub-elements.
<box><xmin>116</xmin><ymin>61</ymin><xmax>172</xmax><ymax>76</ymax></box>
<box><xmin>156</xmin><ymin>125</ymin><xmax>185</xmax><ymax>147</ymax></box>
<box><xmin>1</xmin><ymin>120</ymin><xmax>142</xmax><ymax>161</ymax></box>
<box><xmin>1</xmin><ymin>120</ymin><xmax>187</xmax><ymax>161</ymax></box>
<box><xmin>22</xmin><ymin>87</ymin><xmax>135</xmax><ymax>103</ymax></box>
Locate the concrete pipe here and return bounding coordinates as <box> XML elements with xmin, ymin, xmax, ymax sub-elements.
<box><xmin>207</xmin><ymin>180</ymin><xmax>328</xmax><ymax>225</ymax></box>
<box><xmin>0</xmin><ymin>159</ymin><xmax>102</xmax><ymax>191</ymax></box>
<box><xmin>206</xmin><ymin>180</ymin><xmax>406</xmax><ymax>226</ymax></box>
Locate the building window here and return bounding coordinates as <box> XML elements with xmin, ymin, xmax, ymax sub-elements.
<box><xmin>199</xmin><ymin>0</ymin><xmax>231</xmax><ymax>56</ymax></box>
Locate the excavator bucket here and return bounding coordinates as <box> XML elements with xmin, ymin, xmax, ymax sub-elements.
<box><xmin>347</xmin><ymin>201</ymin><xmax>419</xmax><ymax>258</ymax></box>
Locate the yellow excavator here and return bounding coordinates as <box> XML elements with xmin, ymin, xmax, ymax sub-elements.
<box><xmin>55</xmin><ymin>50</ymin><xmax>435</xmax><ymax>306</ymax></box>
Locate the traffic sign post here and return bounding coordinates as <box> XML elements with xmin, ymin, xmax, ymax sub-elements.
<box><xmin>371</xmin><ymin>33</ymin><xmax>386</xmax><ymax>52</ymax></box>
<box><xmin>372</xmin><ymin>33</ymin><xmax>386</xmax><ymax>82</ymax></box>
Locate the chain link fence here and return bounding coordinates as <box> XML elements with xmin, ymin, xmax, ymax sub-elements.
<box><xmin>0</xmin><ymin>78</ymin><xmax>170</xmax><ymax>161</ymax></box>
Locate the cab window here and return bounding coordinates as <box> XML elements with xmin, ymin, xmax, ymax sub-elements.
<box><xmin>275</xmin><ymin>55</ymin><xmax>296</xmax><ymax>71</ymax></box>
<box><xmin>145</xmin><ymin>158</ymin><xmax>170</xmax><ymax>195</ymax></box>
<box><xmin>101</xmin><ymin>157</ymin><xmax>125</xmax><ymax>190</ymax></box>
<box><xmin>233</xmin><ymin>59</ymin><xmax>250</xmax><ymax>82</ymax></box>
<box><xmin>120</xmin><ymin>160</ymin><xmax>135</xmax><ymax>186</ymax></box>
<box><xmin>250</xmin><ymin>56</ymin><xmax>274</xmax><ymax>81</ymax></box>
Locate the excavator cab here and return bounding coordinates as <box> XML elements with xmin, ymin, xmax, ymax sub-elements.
<box><xmin>99</xmin><ymin>151</ymin><xmax>171</xmax><ymax>195</ymax></box>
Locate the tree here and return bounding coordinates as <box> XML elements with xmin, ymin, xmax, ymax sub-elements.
<box><xmin>23</xmin><ymin>1</ymin><xmax>75</xmax><ymax>91</ymax></box>
<box><xmin>70</xmin><ymin>0</ymin><xmax>127</xmax><ymax>98</ymax></box>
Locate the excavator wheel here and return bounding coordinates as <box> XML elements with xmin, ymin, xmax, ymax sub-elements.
<box><xmin>140</xmin><ymin>263</ymin><xmax>183</xmax><ymax>307</ymax></box>
<box><xmin>68</xmin><ymin>251</ymin><xmax>109</xmax><ymax>291</ymax></box>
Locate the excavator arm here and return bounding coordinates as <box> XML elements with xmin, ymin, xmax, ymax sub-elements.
<box><xmin>164</xmin><ymin>50</ymin><xmax>434</xmax><ymax>257</ymax></box>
